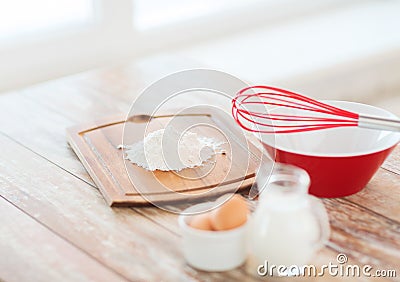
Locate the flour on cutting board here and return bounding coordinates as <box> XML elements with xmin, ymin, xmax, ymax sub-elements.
<box><xmin>122</xmin><ymin>127</ymin><xmax>225</xmax><ymax>171</ymax></box>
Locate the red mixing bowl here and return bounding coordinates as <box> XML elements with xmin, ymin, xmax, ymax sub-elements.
<box><xmin>258</xmin><ymin>101</ymin><xmax>400</xmax><ymax>198</ymax></box>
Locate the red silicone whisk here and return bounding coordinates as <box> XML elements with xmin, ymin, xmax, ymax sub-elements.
<box><xmin>232</xmin><ymin>85</ymin><xmax>400</xmax><ymax>134</ymax></box>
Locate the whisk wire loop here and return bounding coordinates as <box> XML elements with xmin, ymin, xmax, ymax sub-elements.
<box><xmin>232</xmin><ymin>85</ymin><xmax>361</xmax><ymax>134</ymax></box>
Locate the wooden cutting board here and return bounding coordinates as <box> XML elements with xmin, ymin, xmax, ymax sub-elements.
<box><xmin>67</xmin><ymin>108</ymin><xmax>261</xmax><ymax>206</ymax></box>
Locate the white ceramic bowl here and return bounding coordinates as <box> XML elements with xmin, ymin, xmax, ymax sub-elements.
<box><xmin>178</xmin><ymin>202</ymin><xmax>248</xmax><ymax>271</ymax></box>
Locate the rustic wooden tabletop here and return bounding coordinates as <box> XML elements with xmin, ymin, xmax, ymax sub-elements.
<box><xmin>0</xmin><ymin>56</ymin><xmax>399</xmax><ymax>282</ymax></box>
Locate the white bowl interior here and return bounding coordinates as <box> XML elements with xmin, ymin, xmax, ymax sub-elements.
<box><xmin>259</xmin><ymin>101</ymin><xmax>400</xmax><ymax>157</ymax></box>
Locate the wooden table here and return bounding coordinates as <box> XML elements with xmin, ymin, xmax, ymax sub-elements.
<box><xmin>0</xmin><ymin>56</ymin><xmax>399</xmax><ymax>281</ymax></box>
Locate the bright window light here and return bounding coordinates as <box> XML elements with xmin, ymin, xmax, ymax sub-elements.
<box><xmin>133</xmin><ymin>0</ymin><xmax>262</xmax><ymax>30</ymax></box>
<box><xmin>0</xmin><ymin>0</ymin><xmax>93</xmax><ymax>39</ymax></box>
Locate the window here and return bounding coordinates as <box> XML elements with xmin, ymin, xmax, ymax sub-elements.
<box><xmin>0</xmin><ymin>0</ymin><xmax>362</xmax><ymax>92</ymax></box>
<box><xmin>134</xmin><ymin>0</ymin><xmax>264</xmax><ymax>30</ymax></box>
<box><xmin>0</xmin><ymin>0</ymin><xmax>93</xmax><ymax>40</ymax></box>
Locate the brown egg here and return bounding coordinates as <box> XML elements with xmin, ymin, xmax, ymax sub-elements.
<box><xmin>189</xmin><ymin>213</ymin><xmax>214</xmax><ymax>231</ymax></box>
<box><xmin>210</xmin><ymin>195</ymin><xmax>248</xmax><ymax>231</ymax></box>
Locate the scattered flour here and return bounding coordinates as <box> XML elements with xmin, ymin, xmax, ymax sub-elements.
<box><xmin>123</xmin><ymin>127</ymin><xmax>224</xmax><ymax>171</ymax></box>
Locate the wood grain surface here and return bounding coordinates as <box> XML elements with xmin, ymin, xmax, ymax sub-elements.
<box><xmin>0</xmin><ymin>56</ymin><xmax>399</xmax><ymax>281</ymax></box>
<box><xmin>0</xmin><ymin>197</ymin><xmax>128</xmax><ymax>282</ymax></box>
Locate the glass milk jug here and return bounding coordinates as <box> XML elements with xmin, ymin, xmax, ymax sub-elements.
<box><xmin>247</xmin><ymin>163</ymin><xmax>330</xmax><ymax>277</ymax></box>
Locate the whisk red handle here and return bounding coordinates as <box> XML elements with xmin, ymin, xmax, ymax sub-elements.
<box><xmin>232</xmin><ymin>85</ymin><xmax>400</xmax><ymax>133</ymax></box>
